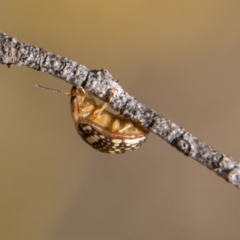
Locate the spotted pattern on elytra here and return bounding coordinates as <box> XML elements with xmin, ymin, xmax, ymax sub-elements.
<box><xmin>77</xmin><ymin>123</ymin><xmax>147</xmax><ymax>154</ymax></box>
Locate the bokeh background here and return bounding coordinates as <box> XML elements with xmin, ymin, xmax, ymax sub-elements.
<box><xmin>0</xmin><ymin>1</ymin><xmax>240</xmax><ymax>240</ymax></box>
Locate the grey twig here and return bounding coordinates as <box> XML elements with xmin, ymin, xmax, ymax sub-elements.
<box><xmin>0</xmin><ymin>32</ymin><xmax>239</xmax><ymax>188</ymax></box>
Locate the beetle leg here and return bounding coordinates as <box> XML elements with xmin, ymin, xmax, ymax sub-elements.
<box><xmin>111</xmin><ymin>119</ymin><xmax>121</xmax><ymax>132</ymax></box>
<box><xmin>111</xmin><ymin>120</ymin><xmax>133</xmax><ymax>133</ymax></box>
<box><xmin>93</xmin><ymin>102</ymin><xmax>108</xmax><ymax>117</ymax></box>
<box><xmin>80</xmin><ymin>105</ymin><xmax>94</xmax><ymax>115</ymax></box>
<box><xmin>76</xmin><ymin>87</ymin><xmax>86</xmax><ymax>107</ymax></box>
<box><xmin>118</xmin><ymin>123</ymin><xmax>133</xmax><ymax>133</ymax></box>
<box><xmin>93</xmin><ymin>90</ymin><xmax>115</xmax><ymax>117</ymax></box>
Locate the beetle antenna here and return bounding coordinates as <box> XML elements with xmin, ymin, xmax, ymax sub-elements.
<box><xmin>35</xmin><ymin>84</ymin><xmax>70</xmax><ymax>95</ymax></box>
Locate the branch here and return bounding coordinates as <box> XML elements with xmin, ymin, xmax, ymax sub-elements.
<box><xmin>0</xmin><ymin>32</ymin><xmax>239</xmax><ymax>188</ymax></box>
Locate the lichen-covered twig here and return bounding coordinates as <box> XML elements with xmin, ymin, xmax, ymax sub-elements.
<box><xmin>0</xmin><ymin>32</ymin><xmax>239</xmax><ymax>188</ymax></box>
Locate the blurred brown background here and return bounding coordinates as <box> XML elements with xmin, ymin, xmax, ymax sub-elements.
<box><xmin>0</xmin><ymin>1</ymin><xmax>240</xmax><ymax>240</ymax></box>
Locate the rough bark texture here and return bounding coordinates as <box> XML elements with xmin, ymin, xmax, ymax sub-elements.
<box><xmin>1</xmin><ymin>32</ymin><xmax>239</xmax><ymax>188</ymax></box>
